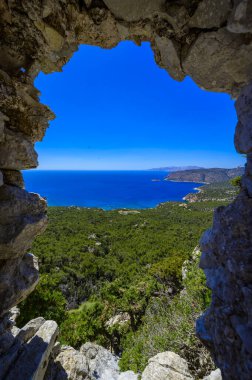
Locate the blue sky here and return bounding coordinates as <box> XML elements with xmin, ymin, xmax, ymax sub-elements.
<box><xmin>35</xmin><ymin>41</ymin><xmax>244</xmax><ymax>170</ymax></box>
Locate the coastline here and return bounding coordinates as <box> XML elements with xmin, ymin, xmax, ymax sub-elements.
<box><xmin>49</xmin><ymin>182</ymin><xmax>206</xmax><ymax>211</ymax></box>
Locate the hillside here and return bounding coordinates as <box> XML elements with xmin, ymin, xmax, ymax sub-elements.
<box><xmin>184</xmin><ymin>181</ymin><xmax>239</xmax><ymax>203</ymax></box>
<box><xmin>149</xmin><ymin>166</ymin><xmax>203</xmax><ymax>172</ymax></box>
<box><xmin>166</xmin><ymin>167</ymin><xmax>244</xmax><ymax>183</ymax></box>
<box><xmin>17</xmin><ymin>185</ymin><xmax>237</xmax><ymax>377</ymax></box>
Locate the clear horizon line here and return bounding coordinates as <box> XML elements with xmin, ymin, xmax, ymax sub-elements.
<box><xmin>23</xmin><ymin>165</ymin><xmax>243</xmax><ymax>172</ymax></box>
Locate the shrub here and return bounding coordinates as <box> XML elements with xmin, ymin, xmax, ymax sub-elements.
<box><xmin>119</xmin><ymin>253</ymin><xmax>214</xmax><ymax>379</ymax></box>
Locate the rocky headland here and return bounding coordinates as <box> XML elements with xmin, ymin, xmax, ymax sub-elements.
<box><xmin>166</xmin><ymin>167</ymin><xmax>244</xmax><ymax>184</ymax></box>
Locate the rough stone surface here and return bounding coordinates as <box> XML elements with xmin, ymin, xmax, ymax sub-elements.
<box><xmin>2</xmin><ymin>170</ymin><xmax>24</xmax><ymax>188</ymax></box>
<box><xmin>45</xmin><ymin>342</ymin><xmax>138</xmax><ymax>380</ymax></box>
<box><xmin>1</xmin><ymin>1</ymin><xmax>252</xmax><ymax>379</ymax></box>
<box><xmin>0</xmin><ymin>185</ymin><xmax>47</xmax><ymax>259</ymax></box>
<box><xmin>203</xmin><ymin>369</ymin><xmax>222</xmax><ymax>380</ymax></box>
<box><xmin>198</xmin><ymin>191</ymin><xmax>252</xmax><ymax>380</ymax></box>
<box><xmin>103</xmin><ymin>0</ymin><xmax>166</xmax><ymax>22</ymax></box>
<box><xmin>80</xmin><ymin>342</ymin><xmax>138</xmax><ymax>380</ymax></box>
<box><xmin>154</xmin><ymin>36</ymin><xmax>185</xmax><ymax>81</ymax></box>
<box><xmin>189</xmin><ymin>0</ymin><xmax>231</xmax><ymax>29</ymax></box>
<box><xmin>228</xmin><ymin>0</ymin><xmax>252</xmax><ymax>33</ymax></box>
<box><xmin>45</xmin><ymin>345</ymin><xmax>89</xmax><ymax>380</ymax></box>
<box><xmin>0</xmin><ymin>253</ymin><xmax>39</xmax><ymax>317</ymax></box>
<box><xmin>141</xmin><ymin>351</ymin><xmax>194</xmax><ymax>380</ymax></box>
<box><xmin>0</xmin><ymin>319</ymin><xmax>58</xmax><ymax>380</ymax></box>
<box><xmin>235</xmin><ymin>81</ymin><xmax>252</xmax><ymax>154</ymax></box>
<box><xmin>183</xmin><ymin>28</ymin><xmax>252</xmax><ymax>95</ymax></box>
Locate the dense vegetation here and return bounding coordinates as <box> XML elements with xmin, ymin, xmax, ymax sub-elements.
<box><xmin>167</xmin><ymin>166</ymin><xmax>244</xmax><ymax>183</ymax></box>
<box><xmin>18</xmin><ymin>183</ymin><xmax>235</xmax><ymax>377</ymax></box>
<box><xmin>185</xmin><ymin>181</ymin><xmax>239</xmax><ymax>203</ymax></box>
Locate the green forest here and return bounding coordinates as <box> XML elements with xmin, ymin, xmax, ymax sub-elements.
<box><xmin>18</xmin><ymin>183</ymin><xmax>235</xmax><ymax>377</ymax></box>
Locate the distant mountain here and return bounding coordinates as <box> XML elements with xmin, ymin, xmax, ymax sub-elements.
<box><xmin>149</xmin><ymin>166</ymin><xmax>204</xmax><ymax>172</ymax></box>
<box><xmin>166</xmin><ymin>167</ymin><xmax>244</xmax><ymax>183</ymax></box>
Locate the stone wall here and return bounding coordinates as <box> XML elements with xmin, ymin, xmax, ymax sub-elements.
<box><xmin>0</xmin><ymin>1</ymin><xmax>252</xmax><ymax>378</ymax></box>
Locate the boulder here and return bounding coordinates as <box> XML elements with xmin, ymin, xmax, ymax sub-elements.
<box><xmin>203</xmin><ymin>369</ymin><xmax>222</xmax><ymax>380</ymax></box>
<box><xmin>0</xmin><ymin>320</ymin><xmax>59</xmax><ymax>380</ymax></box>
<box><xmin>154</xmin><ymin>36</ymin><xmax>185</xmax><ymax>81</ymax></box>
<box><xmin>234</xmin><ymin>81</ymin><xmax>252</xmax><ymax>154</ymax></box>
<box><xmin>46</xmin><ymin>342</ymin><xmax>138</xmax><ymax>380</ymax></box>
<box><xmin>103</xmin><ymin>0</ymin><xmax>165</xmax><ymax>22</ymax></box>
<box><xmin>0</xmin><ymin>253</ymin><xmax>39</xmax><ymax>316</ymax></box>
<box><xmin>45</xmin><ymin>345</ymin><xmax>90</xmax><ymax>380</ymax></box>
<box><xmin>80</xmin><ymin>342</ymin><xmax>118</xmax><ymax>379</ymax></box>
<box><xmin>0</xmin><ymin>185</ymin><xmax>47</xmax><ymax>260</ymax></box>
<box><xmin>183</xmin><ymin>28</ymin><xmax>252</xmax><ymax>96</ymax></box>
<box><xmin>228</xmin><ymin>0</ymin><xmax>252</xmax><ymax>33</ymax></box>
<box><xmin>189</xmin><ymin>0</ymin><xmax>231</xmax><ymax>29</ymax></box>
<box><xmin>141</xmin><ymin>351</ymin><xmax>194</xmax><ymax>380</ymax></box>
<box><xmin>0</xmin><ymin>128</ymin><xmax>38</xmax><ymax>170</ymax></box>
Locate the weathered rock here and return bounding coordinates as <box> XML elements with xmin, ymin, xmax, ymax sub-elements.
<box><xmin>189</xmin><ymin>0</ymin><xmax>231</xmax><ymax>29</ymax></box>
<box><xmin>0</xmin><ymin>253</ymin><xmax>39</xmax><ymax>316</ymax></box>
<box><xmin>235</xmin><ymin>81</ymin><xmax>252</xmax><ymax>154</ymax></box>
<box><xmin>2</xmin><ymin>320</ymin><xmax>58</xmax><ymax>380</ymax></box>
<box><xmin>45</xmin><ymin>345</ymin><xmax>89</xmax><ymax>380</ymax></box>
<box><xmin>141</xmin><ymin>351</ymin><xmax>194</xmax><ymax>380</ymax></box>
<box><xmin>45</xmin><ymin>342</ymin><xmax>137</xmax><ymax>380</ymax></box>
<box><xmin>198</xmin><ymin>191</ymin><xmax>252</xmax><ymax>379</ymax></box>
<box><xmin>16</xmin><ymin>317</ymin><xmax>46</xmax><ymax>343</ymax></box>
<box><xmin>0</xmin><ymin>129</ymin><xmax>38</xmax><ymax>170</ymax></box>
<box><xmin>154</xmin><ymin>36</ymin><xmax>185</xmax><ymax>81</ymax></box>
<box><xmin>103</xmin><ymin>0</ymin><xmax>166</xmax><ymax>22</ymax></box>
<box><xmin>2</xmin><ymin>170</ymin><xmax>24</xmax><ymax>188</ymax></box>
<box><xmin>80</xmin><ymin>342</ymin><xmax>138</xmax><ymax>380</ymax></box>
<box><xmin>0</xmin><ymin>112</ymin><xmax>7</xmax><ymax>143</ymax></box>
<box><xmin>183</xmin><ymin>28</ymin><xmax>252</xmax><ymax>95</ymax></box>
<box><xmin>228</xmin><ymin>0</ymin><xmax>252</xmax><ymax>33</ymax></box>
<box><xmin>203</xmin><ymin>369</ymin><xmax>222</xmax><ymax>380</ymax></box>
<box><xmin>0</xmin><ymin>185</ymin><xmax>47</xmax><ymax>259</ymax></box>
<box><xmin>105</xmin><ymin>312</ymin><xmax>130</xmax><ymax>328</ymax></box>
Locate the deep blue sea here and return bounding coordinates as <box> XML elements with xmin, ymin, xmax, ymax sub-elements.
<box><xmin>22</xmin><ymin>170</ymin><xmax>202</xmax><ymax>210</ymax></box>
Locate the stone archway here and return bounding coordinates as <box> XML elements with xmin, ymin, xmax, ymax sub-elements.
<box><xmin>0</xmin><ymin>1</ymin><xmax>252</xmax><ymax>379</ymax></box>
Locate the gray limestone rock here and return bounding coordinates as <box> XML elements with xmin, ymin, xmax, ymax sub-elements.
<box><xmin>16</xmin><ymin>317</ymin><xmax>46</xmax><ymax>343</ymax></box>
<box><xmin>103</xmin><ymin>0</ymin><xmax>166</xmax><ymax>22</ymax></box>
<box><xmin>189</xmin><ymin>0</ymin><xmax>231</xmax><ymax>29</ymax></box>
<box><xmin>183</xmin><ymin>28</ymin><xmax>252</xmax><ymax>96</ymax></box>
<box><xmin>80</xmin><ymin>342</ymin><xmax>138</xmax><ymax>380</ymax></box>
<box><xmin>228</xmin><ymin>0</ymin><xmax>252</xmax><ymax>33</ymax></box>
<box><xmin>202</xmin><ymin>369</ymin><xmax>222</xmax><ymax>380</ymax></box>
<box><xmin>0</xmin><ymin>253</ymin><xmax>39</xmax><ymax>316</ymax></box>
<box><xmin>0</xmin><ymin>185</ymin><xmax>47</xmax><ymax>260</ymax></box>
<box><xmin>154</xmin><ymin>36</ymin><xmax>185</xmax><ymax>81</ymax></box>
<box><xmin>0</xmin><ymin>129</ymin><xmax>38</xmax><ymax>170</ymax></box>
<box><xmin>5</xmin><ymin>320</ymin><xmax>58</xmax><ymax>380</ymax></box>
<box><xmin>45</xmin><ymin>346</ymin><xmax>89</xmax><ymax>380</ymax></box>
<box><xmin>46</xmin><ymin>342</ymin><xmax>138</xmax><ymax>380</ymax></box>
<box><xmin>141</xmin><ymin>351</ymin><xmax>194</xmax><ymax>380</ymax></box>
<box><xmin>235</xmin><ymin>81</ymin><xmax>252</xmax><ymax>154</ymax></box>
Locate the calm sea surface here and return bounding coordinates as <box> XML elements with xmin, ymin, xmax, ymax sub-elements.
<box><xmin>22</xmin><ymin>170</ymin><xmax>202</xmax><ymax>210</ymax></box>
